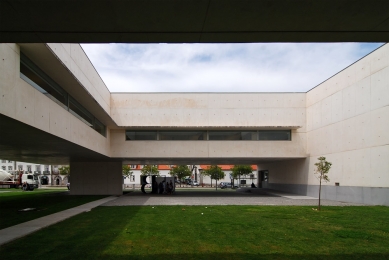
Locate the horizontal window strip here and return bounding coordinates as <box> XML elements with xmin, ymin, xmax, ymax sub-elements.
<box><xmin>126</xmin><ymin>130</ymin><xmax>291</xmax><ymax>141</ymax></box>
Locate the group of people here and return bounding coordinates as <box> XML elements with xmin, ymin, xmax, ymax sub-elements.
<box><xmin>155</xmin><ymin>180</ymin><xmax>174</xmax><ymax>195</ymax></box>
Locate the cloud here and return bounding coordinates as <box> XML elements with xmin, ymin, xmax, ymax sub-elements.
<box><xmin>81</xmin><ymin>42</ymin><xmax>384</xmax><ymax>93</ymax></box>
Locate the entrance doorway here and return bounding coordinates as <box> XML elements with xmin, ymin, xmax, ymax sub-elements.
<box><xmin>258</xmin><ymin>170</ymin><xmax>269</xmax><ymax>188</ymax></box>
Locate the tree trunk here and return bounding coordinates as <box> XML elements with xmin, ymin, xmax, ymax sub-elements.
<box><xmin>318</xmin><ymin>176</ymin><xmax>322</xmax><ymax>211</ymax></box>
<box><xmin>211</xmin><ymin>179</ymin><xmax>212</xmax><ymax>187</ymax></box>
<box><xmin>216</xmin><ymin>180</ymin><xmax>217</xmax><ymax>190</ymax></box>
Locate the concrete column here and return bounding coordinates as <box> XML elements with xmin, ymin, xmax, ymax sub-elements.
<box><xmin>70</xmin><ymin>161</ymin><xmax>122</xmax><ymax>195</ymax></box>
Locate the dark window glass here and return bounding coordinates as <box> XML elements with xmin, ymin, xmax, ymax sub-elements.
<box><xmin>258</xmin><ymin>130</ymin><xmax>291</xmax><ymax>140</ymax></box>
<box><xmin>94</xmin><ymin>119</ymin><xmax>106</xmax><ymax>137</ymax></box>
<box><xmin>20</xmin><ymin>62</ymin><xmax>67</xmax><ymax>108</ymax></box>
<box><xmin>69</xmin><ymin>97</ymin><xmax>94</xmax><ymax>127</ymax></box>
<box><xmin>208</xmin><ymin>131</ymin><xmax>257</xmax><ymax>140</ymax></box>
<box><xmin>159</xmin><ymin>131</ymin><xmax>206</xmax><ymax>140</ymax></box>
<box><xmin>126</xmin><ymin>131</ymin><xmax>157</xmax><ymax>140</ymax></box>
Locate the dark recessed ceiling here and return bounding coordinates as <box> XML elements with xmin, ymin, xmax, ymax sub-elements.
<box><xmin>1</xmin><ymin>0</ymin><xmax>388</xmax><ymax>43</ymax></box>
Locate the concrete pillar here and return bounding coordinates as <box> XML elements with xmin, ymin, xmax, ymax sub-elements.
<box><xmin>70</xmin><ymin>161</ymin><xmax>122</xmax><ymax>195</ymax></box>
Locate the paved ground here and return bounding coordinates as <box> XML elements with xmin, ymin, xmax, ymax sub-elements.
<box><xmin>0</xmin><ymin>188</ymin><xmax>363</xmax><ymax>246</ymax></box>
<box><xmin>101</xmin><ymin>188</ymin><xmax>363</xmax><ymax>206</ymax></box>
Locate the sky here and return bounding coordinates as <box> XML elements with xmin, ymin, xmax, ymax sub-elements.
<box><xmin>81</xmin><ymin>43</ymin><xmax>385</xmax><ymax>93</ymax></box>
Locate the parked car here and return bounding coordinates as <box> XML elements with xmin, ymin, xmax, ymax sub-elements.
<box><xmin>192</xmin><ymin>181</ymin><xmax>199</xmax><ymax>186</ymax></box>
<box><xmin>220</xmin><ymin>182</ymin><xmax>238</xmax><ymax>189</ymax></box>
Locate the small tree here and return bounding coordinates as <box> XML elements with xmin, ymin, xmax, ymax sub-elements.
<box><xmin>231</xmin><ymin>165</ymin><xmax>253</xmax><ymax>188</ymax></box>
<box><xmin>59</xmin><ymin>166</ymin><xmax>70</xmax><ymax>176</ymax></box>
<box><xmin>170</xmin><ymin>165</ymin><xmax>191</xmax><ymax>187</ymax></box>
<box><xmin>140</xmin><ymin>165</ymin><xmax>160</xmax><ymax>176</ymax></box>
<box><xmin>203</xmin><ymin>165</ymin><xmax>225</xmax><ymax>190</ymax></box>
<box><xmin>122</xmin><ymin>165</ymin><xmax>133</xmax><ymax>188</ymax></box>
<box><xmin>314</xmin><ymin>157</ymin><xmax>332</xmax><ymax>211</ymax></box>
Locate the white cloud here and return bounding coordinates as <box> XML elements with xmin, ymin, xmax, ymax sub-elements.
<box><xmin>81</xmin><ymin>42</ymin><xmax>384</xmax><ymax>93</ymax></box>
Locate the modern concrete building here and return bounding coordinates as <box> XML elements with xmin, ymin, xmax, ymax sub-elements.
<box><xmin>0</xmin><ymin>43</ymin><xmax>387</xmax><ymax>205</ymax></box>
<box><xmin>0</xmin><ymin>0</ymin><xmax>388</xmax><ymax>204</ymax></box>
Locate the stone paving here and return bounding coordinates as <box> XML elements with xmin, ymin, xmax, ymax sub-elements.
<box><xmin>101</xmin><ymin>188</ymin><xmax>363</xmax><ymax>206</ymax></box>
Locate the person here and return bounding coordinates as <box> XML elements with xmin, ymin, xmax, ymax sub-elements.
<box><xmin>251</xmin><ymin>182</ymin><xmax>256</xmax><ymax>188</ymax></box>
<box><xmin>22</xmin><ymin>181</ymin><xmax>27</xmax><ymax>191</ymax></box>
<box><xmin>169</xmin><ymin>180</ymin><xmax>174</xmax><ymax>194</ymax></box>
<box><xmin>158</xmin><ymin>181</ymin><xmax>164</xmax><ymax>194</ymax></box>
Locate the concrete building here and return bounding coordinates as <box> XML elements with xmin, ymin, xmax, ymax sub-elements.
<box><xmin>1</xmin><ymin>42</ymin><xmax>387</xmax><ymax>205</ymax></box>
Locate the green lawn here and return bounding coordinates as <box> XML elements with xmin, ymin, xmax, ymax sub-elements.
<box><xmin>0</xmin><ymin>188</ymin><xmax>107</xmax><ymax>229</ymax></box>
<box><xmin>1</xmin><ymin>205</ymin><xmax>388</xmax><ymax>260</ymax></box>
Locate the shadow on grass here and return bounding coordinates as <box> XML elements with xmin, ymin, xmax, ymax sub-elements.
<box><xmin>98</xmin><ymin>253</ymin><xmax>389</xmax><ymax>260</ymax></box>
<box><xmin>0</xmin><ymin>190</ymin><xmax>107</xmax><ymax>229</ymax></box>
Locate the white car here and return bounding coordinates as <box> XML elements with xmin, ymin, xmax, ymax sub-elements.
<box><xmin>192</xmin><ymin>181</ymin><xmax>199</xmax><ymax>186</ymax></box>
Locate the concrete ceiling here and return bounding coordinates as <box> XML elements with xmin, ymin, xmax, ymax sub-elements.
<box><xmin>1</xmin><ymin>0</ymin><xmax>388</xmax><ymax>43</ymax></box>
<box><xmin>0</xmin><ymin>114</ymin><xmax>114</xmax><ymax>165</ymax></box>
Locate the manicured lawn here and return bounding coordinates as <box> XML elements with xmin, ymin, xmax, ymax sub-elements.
<box><xmin>0</xmin><ymin>188</ymin><xmax>107</xmax><ymax>229</ymax></box>
<box><xmin>0</xmin><ymin>205</ymin><xmax>388</xmax><ymax>259</ymax></box>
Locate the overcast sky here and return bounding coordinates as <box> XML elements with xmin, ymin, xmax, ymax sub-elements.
<box><xmin>81</xmin><ymin>43</ymin><xmax>384</xmax><ymax>93</ymax></box>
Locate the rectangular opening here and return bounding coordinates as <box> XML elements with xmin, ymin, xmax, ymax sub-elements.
<box><xmin>159</xmin><ymin>131</ymin><xmax>206</xmax><ymax>140</ymax></box>
<box><xmin>208</xmin><ymin>131</ymin><xmax>257</xmax><ymax>140</ymax></box>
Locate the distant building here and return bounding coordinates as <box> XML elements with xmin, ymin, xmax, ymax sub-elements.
<box><xmin>0</xmin><ymin>160</ymin><xmax>67</xmax><ymax>186</ymax></box>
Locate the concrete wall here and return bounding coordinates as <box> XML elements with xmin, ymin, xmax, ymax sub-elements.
<box><xmin>70</xmin><ymin>161</ymin><xmax>122</xmax><ymax>195</ymax></box>
<box><xmin>0</xmin><ymin>44</ymin><xmax>110</xmax><ymax>157</ymax></box>
<box><xmin>258</xmin><ymin>44</ymin><xmax>389</xmax><ymax>205</ymax></box>
<box><xmin>111</xmin><ymin>93</ymin><xmax>306</xmax><ymax>129</ymax></box>
<box><xmin>110</xmin><ymin>93</ymin><xmax>307</xmax><ymax>160</ymax></box>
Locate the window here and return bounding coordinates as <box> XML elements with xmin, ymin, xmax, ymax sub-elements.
<box><xmin>69</xmin><ymin>96</ymin><xmax>94</xmax><ymax>127</ymax></box>
<box><xmin>258</xmin><ymin>130</ymin><xmax>291</xmax><ymax>140</ymax></box>
<box><xmin>27</xmin><ymin>165</ymin><xmax>32</xmax><ymax>172</ymax></box>
<box><xmin>130</xmin><ymin>165</ymin><xmax>136</xmax><ymax>169</ymax></box>
<box><xmin>159</xmin><ymin>131</ymin><xmax>206</xmax><ymax>140</ymax></box>
<box><xmin>125</xmin><ymin>130</ymin><xmax>292</xmax><ymax>141</ymax></box>
<box><xmin>18</xmin><ymin>165</ymin><xmax>23</xmax><ymax>170</ymax></box>
<box><xmin>8</xmin><ymin>161</ymin><xmax>12</xmax><ymax>163</ymax></box>
<box><xmin>208</xmin><ymin>131</ymin><xmax>257</xmax><ymax>140</ymax></box>
<box><xmin>8</xmin><ymin>166</ymin><xmax>12</xmax><ymax>171</ymax></box>
<box><xmin>36</xmin><ymin>165</ymin><xmax>41</xmax><ymax>171</ymax></box>
<box><xmin>1</xmin><ymin>160</ymin><xmax>6</xmax><ymax>163</ymax></box>
<box><xmin>1</xmin><ymin>166</ymin><xmax>5</xmax><ymax>170</ymax></box>
<box><xmin>126</xmin><ymin>131</ymin><xmax>157</xmax><ymax>140</ymax></box>
<box><xmin>131</xmin><ymin>175</ymin><xmax>135</xmax><ymax>182</ymax></box>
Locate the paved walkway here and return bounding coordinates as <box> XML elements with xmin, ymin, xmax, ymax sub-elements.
<box><xmin>0</xmin><ymin>188</ymin><xmax>363</xmax><ymax>246</ymax></box>
<box><xmin>101</xmin><ymin>188</ymin><xmax>363</xmax><ymax>206</ymax></box>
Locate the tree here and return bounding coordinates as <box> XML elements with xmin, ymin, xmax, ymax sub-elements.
<box><xmin>203</xmin><ymin>165</ymin><xmax>225</xmax><ymax>190</ymax></box>
<box><xmin>59</xmin><ymin>166</ymin><xmax>70</xmax><ymax>176</ymax></box>
<box><xmin>314</xmin><ymin>157</ymin><xmax>332</xmax><ymax>211</ymax></box>
<box><xmin>122</xmin><ymin>165</ymin><xmax>133</xmax><ymax>189</ymax></box>
<box><xmin>231</xmin><ymin>165</ymin><xmax>253</xmax><ymax>188</ymax></box>
<box><xmin>140</xmin><ymin>165</ymin><xmax>160</xmax><ymax>176</ymax></box>
<box><xmin>169</xmin><ymin>165</ymin><xmax>191</xmax><ymax>187</ymax></box>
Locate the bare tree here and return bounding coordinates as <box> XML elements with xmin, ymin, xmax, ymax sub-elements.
<box><xmin>314</xmin><ymin>157</ymin><xmax>332</xmax><ymax>211</ymax></box>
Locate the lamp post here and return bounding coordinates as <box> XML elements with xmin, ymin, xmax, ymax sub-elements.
<box><xmin>194</xmin><ymin>166</ymin><xmax>197</xmax><ymax>181</ymax></box>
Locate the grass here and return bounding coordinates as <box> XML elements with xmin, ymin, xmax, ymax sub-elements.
<box><xmin>0</xmin><ymin>188</ymin><xmax>108</xmax><ymax>229</ymax></box>
<box><xmin>0</xmin><ymin>205</ymin><xmax>388</xmax><ymax>259</ymax></box>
